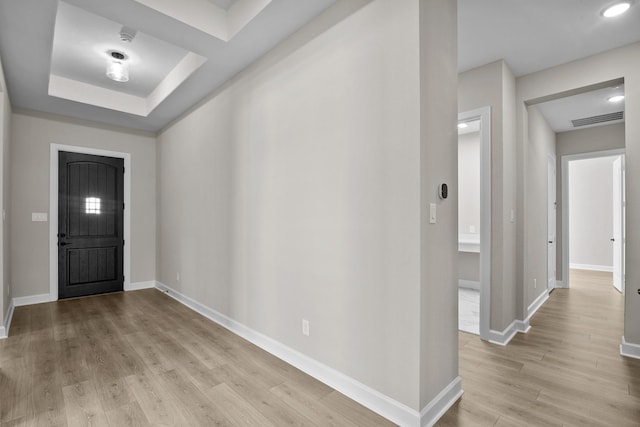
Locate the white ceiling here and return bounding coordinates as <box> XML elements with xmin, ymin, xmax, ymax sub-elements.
<box><xmin>0</xmin><ymin>0</ymin><xmax>639</xmax><ymax>133</ymax></box>
<box><xmin>208</xmin><ymin>0</ymin><xmax>235</xmax><ymax>10</ymax></box>
<box><xmin>0</xmin><ymin>0</ymin><xmax>339</xmax><ymax>132</ymax></box>
<box><xmin>536</xmin><ymin>84</ymin><xmax>625</xmax><ymax>133</ymax></box>
<box><xmin>459</xmin><ymin>0</ymin><xmax>640</xmax><ymax>77</ymax></box>
<box><xmin>51</xmin><ymin>2</ymin><xmax>190</xmax><ymax>98</ymax></box>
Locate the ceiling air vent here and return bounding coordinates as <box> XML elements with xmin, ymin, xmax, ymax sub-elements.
<box><xmin>571</xmin><ymin>111</ymin><xmax>624</xmax><ymax>128</ymax></box>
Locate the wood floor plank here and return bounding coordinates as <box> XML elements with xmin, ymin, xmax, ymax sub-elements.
<box><xmin>0</xmin><ymin>356</ymin><xmax>30</xmax><ymax>423</ymax></box>
<box><xmin>270</xmin><ymin>381</ymin><xmax>360</xmax><ymax>427</ymax></box>
<box><xmin>124</xmin><ymin>371</ymin><xmax>191</xmax><ymax>426</ymax></box>
<box><xmin>104</xmin><ymin>401</ymin><xmax>150</xmax><ymax>427</ymax></box>
<box><xmin>210</xmin><ymin>363</ymin><xmax>318</xmax><ymax>426</ymax></box>
<box><xmin>62</xmin><ymin>380</ymin><xmax>109</xmax><ymax>427</ymax></box>
<box><xmin>205</xmin><ymin>382</ymin><xmax>277</xmax><ymax>426</ymax></box>
<box><xmin>320</xmin><ymin>391</ymin><xmax>395</xmax><ymax>427</ymax></box>
<box><xmin>156</xmin><ymin>368</ymin><xmax>233</xmax><ymax>426</ymax></box>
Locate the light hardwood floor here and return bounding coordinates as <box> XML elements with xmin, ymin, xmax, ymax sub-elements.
<box><xmin>1</xmin><ymin>270</ymin><xmax>639</xmax><ymax>426</ymax></box>
<box><xmin>439</xmin><ymin>269</ymin><xmax>640</xmax><ymax>426</ymax></box>
<box><xmin>0</xmin><ymin>289</ymin><xmax>393</xmax><ymax>426</ymax></box>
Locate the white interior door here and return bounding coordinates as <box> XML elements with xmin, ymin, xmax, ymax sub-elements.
<box><xmin>548</xmin><ymin>156</ymin><xmax>557</xmax><ymax>291</ymax></box>
<box><xmin>612</xmin><ymin>156</ymin><xmax>624</xmax><ymax>293</ymax></box>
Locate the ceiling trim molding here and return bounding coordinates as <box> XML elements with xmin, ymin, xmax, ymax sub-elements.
<box><xmin>49</xmin><ymin>75</ymin><xmax>148</xmax><ymax>116</ymax></box>
<box><xmin>48</xmin><ymin>52</ymin><xmax>207</xmax><ymax>116</ymax></box>
<box><xmin>12</xmin><ymin>108</ymin><xmax>158</xmax><ymax>138</ymax></box>
<box><xmin>133</xmin><ymin>0</ymin><xmax>272</xmax><ymax>41</ymax></box>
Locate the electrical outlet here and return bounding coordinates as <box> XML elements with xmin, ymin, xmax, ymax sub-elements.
<box><xmin>534</xmin><ymin>278</ymin><xmax>537</xmax><ymax>289</ymax></box>
<box><xmin>302</xmin><ymin>319</ymin><xmax>310</xmax><ymax>336</ymax></box>
<box><xmin>177</xmin><ymin>272</ymin><xmax>180</xmax><ymax>282</ymax></box>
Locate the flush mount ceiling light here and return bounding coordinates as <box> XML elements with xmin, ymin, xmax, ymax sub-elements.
<box><xmin>106</xmin><ymin>50</ymin><xmax>129</xmax><ymax>82</ymax></box>
<box><xmin>602</xmin><ymin>2</ymin><xmax>631</xmax><ymax>17</ymax></box>
<box><xmin>608</xmin><ymin>95</ymin><xmax>625</xmax><ymax>102</ymax></box>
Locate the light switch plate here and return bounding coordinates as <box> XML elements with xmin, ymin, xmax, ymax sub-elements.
<box><xmin>32</xmin><ymin>212</ymin><xmax>48</xmax><ymax>222</ymax></box>
<box><xmin>429</xmin><ymin>203</ymin><xmax>437</xmax><ymax>224</ymax></box>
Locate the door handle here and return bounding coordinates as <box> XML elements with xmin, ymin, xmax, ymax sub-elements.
<box><xmin>611</xmin><ymin>238</ymin><xmax>615</xmax><ymax>242</ymax></box>
<box><xmin>548</xmin><ymin>240</ymin><xmax>553</xmax><ymax>244</ymax></box>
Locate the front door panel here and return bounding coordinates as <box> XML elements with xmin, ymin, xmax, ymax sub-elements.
<box><xmin>58</xmin><ymin>151</ymin><xmax>124</xmax><ymax>299</ymax></box>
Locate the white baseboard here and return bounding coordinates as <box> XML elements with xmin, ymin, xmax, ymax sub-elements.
<box><xmin>420</xmin><ymin>377</ymin><xmax>463</xmax><ymax>427</ymax></box>
<box><xmin>488</xmin><ymin>320</ymin><xmax>519</xmax><ymax>346</ymax></box>
<box><xmin>13</xmin><ymin>293</ymin><xmax>50</xmax><ymax>307</ymax></box>
<box><xmin>528</xmin><ymin>290</ymin><xmax>549</xmax><ymax>319</ymax></box>
<box><xmin>458</xmin><ymin>280</ymin><xmax>479</xmax><ymax>290</ymax></box>
<box><xmin>155</xmin><ymin>281</ymin><xmax>442</xmax><ymax>426</ymax></box>
<box><xmin>488</xmin><ymin>290</ymin><xmax>551</xmax><ymax>346</ymax></box>
<box><xmin>1</xmin><ymin>300</ymin><xmax>15</xmax><ymax>339</ymax></box>
<box><xmin>620</xmin><ymin>337</ymin><xmax>640</xmax><ymax>359</ymax></box>
<box><xmin>570</xmin><ymin>263</ymin><xmax>613</xmax><ymax>273</ymax></box>
<box><xmin>125</xmin><ymin>281</ymin><xmax>156</xmax><ymax>291</ymax></box>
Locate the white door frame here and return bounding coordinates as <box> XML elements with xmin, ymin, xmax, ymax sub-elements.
<box><xmin>547</xmin><ymin>154</ymin><xmax>557</xmax><ymax>291</ymax></box>
<box><xmin>49</xmin><ymin>144</ymin><xmax>131</xmax><ymax>301</ymax></box>
<box><xmin>560</xmin><ymin>148</ymin><xmax>625</xmax><ymax>289</ymax></box>
<box><xmin>612</xmin><ymin>155</ymin><xmax>624</xmax><ymax>293</ymax></box>
<box><xmin>458</xmin><ymin>106</ymin><xmax>491</xmax><ymax>341</ymax></box>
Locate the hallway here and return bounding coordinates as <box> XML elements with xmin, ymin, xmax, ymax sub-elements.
<box><xmin>440</xmin><ymin>269</ymin><xmax>640</xmax><ymax>426</ymax></box>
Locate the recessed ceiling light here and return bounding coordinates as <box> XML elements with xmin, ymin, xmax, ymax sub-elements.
<box><xmin>602</xmin><ymin>2</ymin><xmax>631</xmax><ymax>17</ymax></box>
<box><xmin>608</xmin><ymin>95</ymin><xmax>625</xmax><ymax>103</ymax></box>
<box><xmin>457</xmin><ymin>123</ymin><xmax>468</xmax><ymax>129</ymax></box>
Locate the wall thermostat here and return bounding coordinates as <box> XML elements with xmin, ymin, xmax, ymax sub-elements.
<box><xmin>439</xmin><ymin>183</ymin><xmax>448</xmax><ymax>200</ymax></box>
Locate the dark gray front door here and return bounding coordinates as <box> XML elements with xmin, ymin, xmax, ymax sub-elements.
<box><xmin>58</xmin><ymin>151</ymin><xmax>124</xmax><ymax>299</ymax></box>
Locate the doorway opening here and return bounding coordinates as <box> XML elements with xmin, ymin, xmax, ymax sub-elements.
<box><xmin>458</xmin><ymin>107</ymin><xmax>491</xmax><ymax>341</ymax></box>
<box><xmin>561</xmin><ymin>150</ymin><xmax>625</xmax><ymax>293</ymax></box>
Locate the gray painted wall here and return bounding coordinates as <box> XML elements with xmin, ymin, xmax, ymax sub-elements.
<box><xmin>0</xmin><ymin>59</ymin><xmax>10</xmax><ymax>327</ymax></box>
<box><xmin>418</xmin><ymin>0</ymin><xmax>458</xmax><ymax>408</ymax></box>
<box><xmin>10</xmin><ymin>113</ymin><xmax>157</xmax><ymax>297</ymax></box>
<box><xmin>157</xmin><ymin>0</ymin><xmax>458</xmax><ymax>412</ymax></box>
<box><xmin>525</xmin><ymin>106</ymin><xmax>555</xmax><ymax>308</ymax></box>
<box><xmin>569</xmin><ymin>156</ymin><xmax>616</xmax><ymax>269</ymax></box>
<box><xmin>459</xmin><ymin>131</ymin><xmax>480</xmax><ymax>235</ymax></box>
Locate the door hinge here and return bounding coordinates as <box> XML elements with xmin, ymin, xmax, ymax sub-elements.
<box><xmin>123</xmin><ymin>239</ymin><xmax>125</xmax><ymax>246</ymax></box>
<box><xmin>123</xmin><ymin>202</ymin><xmax>125</xmax><ymax>211</ymax></box>
<box><xmin>123</xmin><ymin>166</ymin><xmax>125</xmax><ymax>174</ymax></box>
